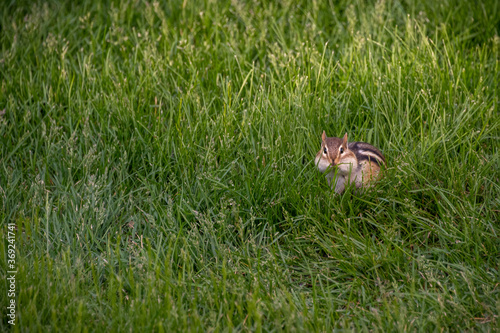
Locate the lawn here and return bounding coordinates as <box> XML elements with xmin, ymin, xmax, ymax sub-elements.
<box><xmin>1</xmin><ymin>0</ymin><xmax>499</xmax><ymax>331</ymax></box>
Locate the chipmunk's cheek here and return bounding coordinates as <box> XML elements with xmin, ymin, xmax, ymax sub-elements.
<box><xmin>337</xmin><ymin>164</ymin><xmax>348</xmax><ymax>173</ymax></box>
<box><xmin>316</xmin><ymin>158</ymin><xmax>331</xmax><ymax>173</ymax></box>
<box><xmin>337</xmin><ymin>162</ymin><xmax>354</xmax><ymax>174</ymax></box>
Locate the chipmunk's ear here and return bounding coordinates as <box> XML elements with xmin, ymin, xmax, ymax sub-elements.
<box><xmin>342</xmin><ymin>133</ymin><xmax>348</xmax><ymax>147</ymax></box>
<box><xmin>321</xmin><ymin>131</ymin><xmax>327</xmax><ymax>141</ymax></box>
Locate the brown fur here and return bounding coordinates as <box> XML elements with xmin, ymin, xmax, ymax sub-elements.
<box><xmin>315</xmin><ymin>131</ymin><xmax>386</xmax><ymax>193</ymax></box>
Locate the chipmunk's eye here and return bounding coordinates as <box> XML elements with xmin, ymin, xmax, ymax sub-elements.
<box><xmin>340</xmin><ymin>147</ymin><xmax>344</xmax><ymax>154</ymax></box>
<box><xmin>323</xmin><ymin>147</ymin><xmax>327</xmax><ymax>155</ymax></box>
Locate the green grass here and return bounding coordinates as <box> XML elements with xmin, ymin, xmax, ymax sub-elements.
<box><xmin>1</xmin><ymin>0</ymin><xmax>499</xmax><ymax>331</ymax></box>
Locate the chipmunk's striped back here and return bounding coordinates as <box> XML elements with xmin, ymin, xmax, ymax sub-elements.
<box><xmin>348</xmin><ymin>142</ymin><xmax>386</xmax><ymax>167</ymax></box>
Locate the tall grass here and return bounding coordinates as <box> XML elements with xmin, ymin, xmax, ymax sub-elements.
<box><xmin>1</xmin><ymin>0</ymin><xmax>499</xmax><ymax>331</ymax></box>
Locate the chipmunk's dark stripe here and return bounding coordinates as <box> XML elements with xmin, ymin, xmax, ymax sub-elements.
<box><xmin>356</xmin><ymin>152</ymin><xmax>384</xmax><ymax>166</ymax></box>
<box><xmin>348</xmin><ymin>142</ymin><xmax>386</xmax><ymax>166</ymax></box>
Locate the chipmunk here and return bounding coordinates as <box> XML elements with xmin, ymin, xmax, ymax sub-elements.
<box><xmin>315</xmin><ymin>131</ymin><xmax>386</xmax><ymax>194</ymax></box>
